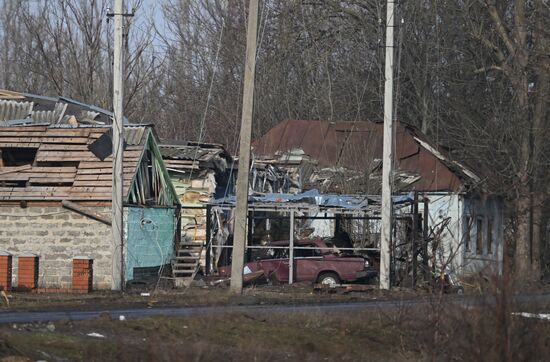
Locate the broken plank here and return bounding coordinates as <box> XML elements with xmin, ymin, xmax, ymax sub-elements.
<box><xmin>62</xmin><ymin>200</ymin><xmax>111</xmax><ymax>226</ymax></box>
<box><xmin>69</xmin><ymin>186</ymin><xmax>112</xmax><ymax>193</ymax></box>
<box><xmin>0</xmin><ymin>172</ymin><xmax>76</xmax><ymax>181</ymax></box>
<box><xmin>0</xmin><ymin>165</ymin><xmax>31</xmax><ymax>176</ymax></box>
<box><xmin>0</xmin><ymin>129</ymin><xmax>103</xmax><ymax>137</ymax></box>
<box><xmin>29</xmin><ymin>178</ymin><xmax>75</xmax><ymax>184</ymax></box>
<box><xmin>0</xmin><ymin>137</ymin><xmax>89</xmax><ymax>144</ymax></box>
<box><xmin>76</xmin><ymin>168</ymin><xmax>136</xmax><ymax>175</ymax></box>
<box><xmin>34</xmin><ymin>150</ymin><xmax>144</xmax><ymax>158</ymax></box>
<box><xmin>75</xmin><ymin>173</ymin><xmax>134</xmax><ymax>181</ymax></box>
<box><xmin>38</xmin><ymin>144</ymin><xmax>92</xmax><ymax>151</ymax></box>
<box><xmin>0</xmin><ymin>126</ymin><xmax>48</xmax><ymax>132</ymax></box>
<box><xmin>0</xmin><ymin>143</ymin><xmax>41</xmax><ymax>148</ymax></box>
<box><xmin>73</xmin><ymin>180</ymin><xmax>132</xmax><ymax>187</ymax></box>
<box><xmin>75</xmin><ymin>168</ymin><xmax>112</xmax><ymax>174</ymax></box>
<box><xmin>28</xmin><ymin>167</ymin><xmax>77</xmax><ymax>173</ymax></box>
<box><xmin>77</xmin><ymin>162</ymin><xmax>110</xmax><ymax>169</ymax></box>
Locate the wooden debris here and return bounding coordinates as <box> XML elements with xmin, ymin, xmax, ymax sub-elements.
<box><xmin>0</xmin><ymin>165</ymin><xmax>31</xmax><ymax>176</ymax></box>
<box><xmin>313</xmin><ymin>283</ymin><xmax>376</xmax><ymax>294</ymax></box>
<box><xmin>62</xmin><ymin>200</ymin><xmax>111</xmax><ymax>225</ymax></box>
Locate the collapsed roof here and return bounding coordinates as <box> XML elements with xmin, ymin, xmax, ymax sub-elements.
<box><xmin>159</xmin><ymin>141</ymin><xmax>232</xmax><ymax>174</ymax></box>
<box><xmin>0</xmin><ymin>124</ymin><xmax>176</xmax><ymax>205</ymax></box>
<box><xmin>252</xmin><ymin>120</ymin><xmax>481</xmax><ymax>193</ymax></box>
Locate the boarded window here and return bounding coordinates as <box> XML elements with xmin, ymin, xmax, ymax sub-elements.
<box><xmin>464</xmin><ymin>216</ymin><xmax>471</xmax><ymax>251</ymax></box>
<box><xmin>487</xmin><ymin>219</ymin><xmax>493</xmax><ymax>254</ymax></box>
<box><xmin>476</xmin><ymin>219</ymin><xmax>483</xmax><ymax>254</ymax></box>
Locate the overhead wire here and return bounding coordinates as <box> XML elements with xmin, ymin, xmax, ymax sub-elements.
<box><xmin>187</xmin><ymin>2</ymin><xmax>227</xmax><ymax>184</ymax></box>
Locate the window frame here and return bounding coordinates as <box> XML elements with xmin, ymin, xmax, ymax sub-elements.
<box><xmin>476</xmin><ymin>218</ymin><xmax>484</xmax><ymax>255</ymax></box>
<box><xmin>464</xmin><ymin>216</ymin><xmax>472</xmax><ymax>252</ymax></box>
<box><xmin>487</xmin><ymin>218</ymin><xmax>493</xmax><ymax>255</ymax></box>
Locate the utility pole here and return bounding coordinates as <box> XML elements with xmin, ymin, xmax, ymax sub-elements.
<box><xmin>230</xmin><ymin>0</ymin><xmax>259</xmax><ymax>294</ymax></box>
<box><xmin>111</xmin><ymin>0</ymin><xmax>125</xmax><ymax>291</ymax></box>
<box><xmin>380</xmin><ymin>0</ymin><xmax>395</xmax><ymax>290</ymax></box>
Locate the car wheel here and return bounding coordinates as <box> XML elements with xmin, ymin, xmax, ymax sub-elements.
<box><xmin>318</xmin><ymin>272</ymin><xmax>340</xmax><ymax>287</ymax></box>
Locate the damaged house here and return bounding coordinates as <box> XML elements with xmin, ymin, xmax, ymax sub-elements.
<box><xmin>252</xmin><ymin>119</ymin><xmax>504</xmax><ymax>275</ymax></box>
<box><xmin>0</xmin><ymin>124</ymin><xmax>179</xmax><ymax>290</ymax></box>
<box><xmin>159</xmin><ymin>141</ymin><xmax>293</xmax><ymax>282</ymax></box>
<box><xmin>159</xmin><ymin>141</ymin><xmax>233</xmax><ymax>282</ymax></box>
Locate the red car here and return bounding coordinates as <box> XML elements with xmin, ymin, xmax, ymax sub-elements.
<box><xmin>218</xmin><ymin>238</ymin><xmax>376</xmax><ymax>286</ymax></box>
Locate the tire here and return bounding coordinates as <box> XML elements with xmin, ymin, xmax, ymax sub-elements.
<box><xmin>317</xmin><ymin>272</ymin><xmax>341</xmax><ymax>287</ymax></box>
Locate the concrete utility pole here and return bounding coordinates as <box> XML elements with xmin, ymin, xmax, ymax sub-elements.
<box><xmin>230</xmin><ymin>0</ymin><xmax>259</xmax><ymax>294</ymax></box>
<box><xmin>380</xmin><ymin>0</ymin><xmax>395</xmax><ymax>290</ymax></box>
<box><xmin>111</xmin><ymin>0</ymin><xmax>125</xmax><ymax>291</ymax></box>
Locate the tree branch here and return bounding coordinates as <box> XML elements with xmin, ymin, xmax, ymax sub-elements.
<box><xmin>485</xmin><ymin>1</ymin><xmax>516</xmax><ymax>55</ymax></box>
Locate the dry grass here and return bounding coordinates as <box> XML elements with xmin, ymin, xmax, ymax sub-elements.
<box><xmin>1</xmin><ymin>291</ymin><xmax>550</xmax><ymax>362</ymax></box>
<box><xmin>0</xmin><ymin>283</ymin><xmax>419</xmax><ymax>312</ymax></box>
<box><xmin>1</xmin><ymin>279</ymin><xmax>550</xmax><ymax>361</ymax></box>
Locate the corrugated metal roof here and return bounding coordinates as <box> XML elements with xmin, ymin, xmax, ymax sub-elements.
<box><xmin>252</xmin><ymin>120</ymin><xmax>480</xmax><ymax>192</ymax></box>
<box><xmin>0</xmin><ymin>89</ymin><xmax>126</xmax><ymax>126</ymax></box>
<box><xmin>0</xmin><ymin>99</ymin><xmax>33</xmax><ymax>122</ymax></box>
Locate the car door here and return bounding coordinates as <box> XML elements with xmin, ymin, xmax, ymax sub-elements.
<box><xmin>258</xmin><ymin>248</ymin><xmax>289</xmax><ymax>283</ymax></box>
<box><xmin>294</xmin><ymin>243</ymin><xmax>323</xmax><ymax>282</ymax></box>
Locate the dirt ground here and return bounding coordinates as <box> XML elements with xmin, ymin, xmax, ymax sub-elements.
<box><xmin>0</xmin><ymin>310</ymin><xmax>416</xmax><ymax>362</ymax></box>
<box><xmin>0</xmin><ymin>283</ymin><xmax>422</xmax><ymax>312</ymax></box>
<box><xmin>2</xmin><ymin>280</ymin><xmax>550</xmax><ymax>361</ymax></box>
<box><xmin>1</xmin><ymin>292</ymin><xmax>550</xmax><ymax>362</ymax></box>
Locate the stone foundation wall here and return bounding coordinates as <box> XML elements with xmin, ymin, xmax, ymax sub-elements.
<box><xmin>0</xmin><ymin>206</ymin><xmax>112</xmax><ymax>289</ymax></box>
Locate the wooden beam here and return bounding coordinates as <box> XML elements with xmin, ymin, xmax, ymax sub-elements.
<box><xmin>0</xmin><ymin>165</ymin><xmax>31</xmax><ymax>176</ymax></box>
<box><xmin>62</xmin><ymin>200</ymin><xmax>111</xmax><ymax>226</ymax></box>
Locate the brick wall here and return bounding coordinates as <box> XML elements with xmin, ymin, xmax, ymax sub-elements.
<box><xmin>18</xmin><ymin>255</ymin><xmax>38</xmax><ymax>290</ymax></box>
<box><xmin>72</xmin><ymin>258</ymin><xmax>93</xmax><ymax>293</ymax></box>
<box><xmin>0</xmin><ymin>206</ymin><xmax>112</xmax><ymax>289</ymax></box>
<box><xmin>0</xmin><ymin>254</ymin><xmax>12</xmax><ymax>291</ymax></box>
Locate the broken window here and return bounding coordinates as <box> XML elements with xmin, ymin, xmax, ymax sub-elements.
<box><xmin>476</xmin><ymin>219</ymin><xmax>483</xmax><ymax>254</ymax></box>
<box><xmin>0</xmin><ymin>147</ymin><xmax>37</xmax><ymax>166</ymax></box>
<box><xmin>487</xmin><ymin>219</ymin><xmax>493</xmax><ymax>254</ymax></box>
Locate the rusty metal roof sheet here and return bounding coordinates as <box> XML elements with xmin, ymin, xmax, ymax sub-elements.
<box><xmin>252</xmin><ymin>120</ymin><xmax>480</xmax><ymax>192</ymax></box>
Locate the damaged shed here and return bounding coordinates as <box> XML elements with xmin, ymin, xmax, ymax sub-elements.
<box><xmin>159</xmin><ymin>141</ymin><xmax>233</xmax><ymax>283</ymax></box>
<box><xmin>0</xmin><ymin>124</ymin><xmax>179</xmax><ymax>290</ymax></box>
